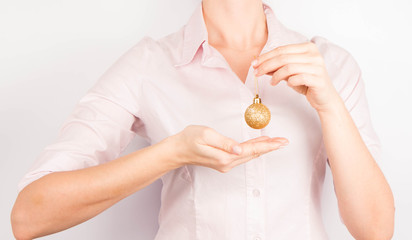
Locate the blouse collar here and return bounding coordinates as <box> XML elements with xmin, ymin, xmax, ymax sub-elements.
<box><xmin>174</xmin><ymin>1</ymin><xmax>292</xmax><ymax>67</ymax></box>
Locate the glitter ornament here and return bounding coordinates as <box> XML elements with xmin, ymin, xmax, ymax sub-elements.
<box><xmin>244</xmin><ymin>94</ymin><xmax>271</xmax><ymax>129</ymax></box>
<box><xmin>244</xmin><ymin>65</ymin><xmax>271</xmax><ymax>129</ymax></box>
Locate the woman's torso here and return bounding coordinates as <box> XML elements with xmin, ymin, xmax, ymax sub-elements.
<box><xmin>129</xmin><ymin>3</ymin><xmax>332</xmax><ymax>240</ymax></box>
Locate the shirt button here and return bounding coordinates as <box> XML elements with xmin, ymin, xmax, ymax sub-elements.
<box><xmin>253</xmin><ymin>188</ymin><xmax>260</xmax><ymax>197</ymax></box>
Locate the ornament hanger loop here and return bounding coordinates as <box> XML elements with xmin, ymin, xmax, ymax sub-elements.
<box><xmin>244</xmin><ymin>56</ymin><xmax>271</xmax><ymax>129</ymax></box>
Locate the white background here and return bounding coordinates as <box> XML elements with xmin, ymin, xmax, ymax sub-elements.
<box><xmin>1</xmin><ymin>0</ymin><xmax>411</xmax><ymax>239</ymax></box>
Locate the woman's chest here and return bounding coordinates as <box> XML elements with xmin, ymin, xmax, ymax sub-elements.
<box><xmin>137</xmin><ymin>64</ymin><xmax>323</xmax><ymax>151</ymax></box>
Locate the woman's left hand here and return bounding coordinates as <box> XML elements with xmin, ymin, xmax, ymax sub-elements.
<box><xmin>252</xmin><ymin>41</ymin><xmax>341</xmax><ymax>113</ymax></box>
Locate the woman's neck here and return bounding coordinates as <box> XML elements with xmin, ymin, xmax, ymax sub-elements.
<box><xmin>202</xmin><ymin>0</ymin><xmax>268</xmax><ymax>51</ymax></box>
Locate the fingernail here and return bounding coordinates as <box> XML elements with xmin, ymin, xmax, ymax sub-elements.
<box><xmin>251</xmin><ymin>59</ymin><xmax>258</xmax><ymax>66</ymax></box>
<box><xmin>280</xmin><ymin>139</ymin><xmax>289</xmax><ymax>145</ymax></box>
<box><xmin>232</xmin><ymin>145</ymin><xmax>242</xmax><ymax>155</ymax></box>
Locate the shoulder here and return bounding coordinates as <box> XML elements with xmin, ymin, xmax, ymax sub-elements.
<box><xmin>310</xmin><ymin>35</ymin><xmax>361</xmax><ymax>75</ymax></box>
<box><xmin>310</xmin><ymin>35</ymin><xmax>363</xmax><ymax>95</ymax></box>
<box><xmin>125</xmin><ymin>27</ymin><xmax>185</xmax><ymax>69</ymax></box>
<box><xmin>277</xmin><ymin>27</ymin><xmax>362</xmax><ymax>85</ymax></box>
<box><xmin>274</xmin><ymin>22</ymin><xmax>360</xmax><ymax>74</ymax></box>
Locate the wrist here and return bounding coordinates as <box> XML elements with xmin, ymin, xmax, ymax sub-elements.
<box><xmin>316</xmin><ymin>95</ymin><xmax>347</xmax><ymax>121</ymax></box>
<box><xmin>315</xmin><ymin>90</ymin><xmax>345</xmax><ymax>115</ymax></box>
<box><xmin>155</xmin><ymin>134</ymin><xmax>185</xmax><ymax>171</ymax></box>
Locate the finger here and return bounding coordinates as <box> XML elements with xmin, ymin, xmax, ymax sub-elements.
<box><xmin>254</xmin><ymin>53</ymin><xmax>312</xmax><ymax>77</ymax></box>
<box><xmin>198</xmin><ymin>144</ymin><xmax>236</xmax><ymax>163</ymax></box>
<box><xmin>266</xmin><ymin>137</ymin><xmax>290</xmax><ymax>144</ymax></box>
<box><xmin>243</xmin><ymin>135</ymin><xmax>271</xmax><ymax>144</ymax></box>
<box><xmin>217</xmin><ymin>136</ymin><xmax>278</xmax><ymax>158</ymax></box>
<box><xmin>240</xmin><ymin>137</ymin><xmax>288</xmax><ymax>157</ymax></box>
<box><xmin>231</xmin><ymin>136</ymin><xmax>273</xmax><ymax>156</ymax></box>
<box><xmin>253</xmin><ymin>41</ymin><xmax>313</xmax><ymax>67</ymax></box>
<box><xmin>229</xmin><ymin>138</ymin><xmax>288</xmax><ymax>167</ymax></box>
<box><xmin>200</xmin><ymin>137</ymin><xmax>288</xmax><ymax>170</ymax></box>
<box><xmin>237</xmin><ymin>136</ymin><xmax>287</xmax><ymax>155</ymax></box>
<box><xmin>201</xmin><ymin>128</ymin><xmax>242</xmax><ymax>155</ymax></box>
<box><xmin>287</xmin><ymin>74</ymin><xmax>318</xmax><ymax>88</ymax></box>
<box><xmin>270</xmin><ymin>63</ymin><xmax>321</xmax><ymax>86</ymax></box>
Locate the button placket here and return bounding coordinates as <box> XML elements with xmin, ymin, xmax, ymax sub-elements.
<box><xmin>238</xmin><ymin>69</ymin><xmax>266</xmax><ymax>240</ymax></box>
<box><xmin>241</xmin><ymin>103</ymin><xmax>266</xmax><ymax>240</ymax></box>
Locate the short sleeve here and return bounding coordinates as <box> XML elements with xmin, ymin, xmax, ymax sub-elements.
<box><xmin>17</xmin><ymin>36</ymin><xmax>153</xmax><ymax>192</ymax></box>
<box><xmin>311</xmin><ymin>35</ymin><xmax>383</xmax><ymax>164</ymax></box>
<box><xmin>311</xmin><ymin>36</ymin><xmax>383</xmax><ymax>223</ymax></box>
<box><xmin>338</xmin><ymin>68</ymin><xmax>383</xmax><ymax>163</ymax></box>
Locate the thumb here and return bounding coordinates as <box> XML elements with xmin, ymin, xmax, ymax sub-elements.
<box><xmin>202</xmin><ymin>128</ymin><xmax>242</xmax><ymax>155</ymax></box>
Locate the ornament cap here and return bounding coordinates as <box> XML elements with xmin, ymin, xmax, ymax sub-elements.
<box><xmin>253</xmin><ymin>94</ymin><xmax>261</xmax><ymax>104</ymax></box>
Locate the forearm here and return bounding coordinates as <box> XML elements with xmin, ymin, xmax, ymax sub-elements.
<box><xmin>318</xmin><ymin>97</ymin><xmax>394</xmax><ymax>240</ymax></box>
<box><xmin>11</xmin><ymin>136</ymin><xmax>180</xmax><ymax>240</ymax></box>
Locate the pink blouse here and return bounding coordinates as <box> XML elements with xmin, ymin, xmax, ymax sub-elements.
<box><xmin>18</xmin><ymin>1</ymin><xmax>382</xmax><ymax>239</ymax></box>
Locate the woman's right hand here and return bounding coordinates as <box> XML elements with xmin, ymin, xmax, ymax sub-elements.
<box><xmin>170</xmin><ymin>125</ymin><xmax>289</xmax><ymax>173</ymax></box>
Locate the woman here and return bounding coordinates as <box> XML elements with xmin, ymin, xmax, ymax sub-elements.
<box><xmin>11</xmin><ymin>0</ymin><xmax>394</xmax><ymax>239</ymax></box>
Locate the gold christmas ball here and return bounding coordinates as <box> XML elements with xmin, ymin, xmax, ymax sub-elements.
<box><xmin>244</xmin><ymin>95</ymin><xmax>271</xmax><ymax>129</ymax></box>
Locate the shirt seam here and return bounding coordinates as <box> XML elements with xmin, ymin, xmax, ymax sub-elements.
<box><xmin>310</xmin><ymin>136</ymin><xmax>327</xmax><ymax>239</ymax></box>
<box><xmin>191</xmin><ymin>172</ymin><xmax>198</xmax><ymax>240</ymax></box>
